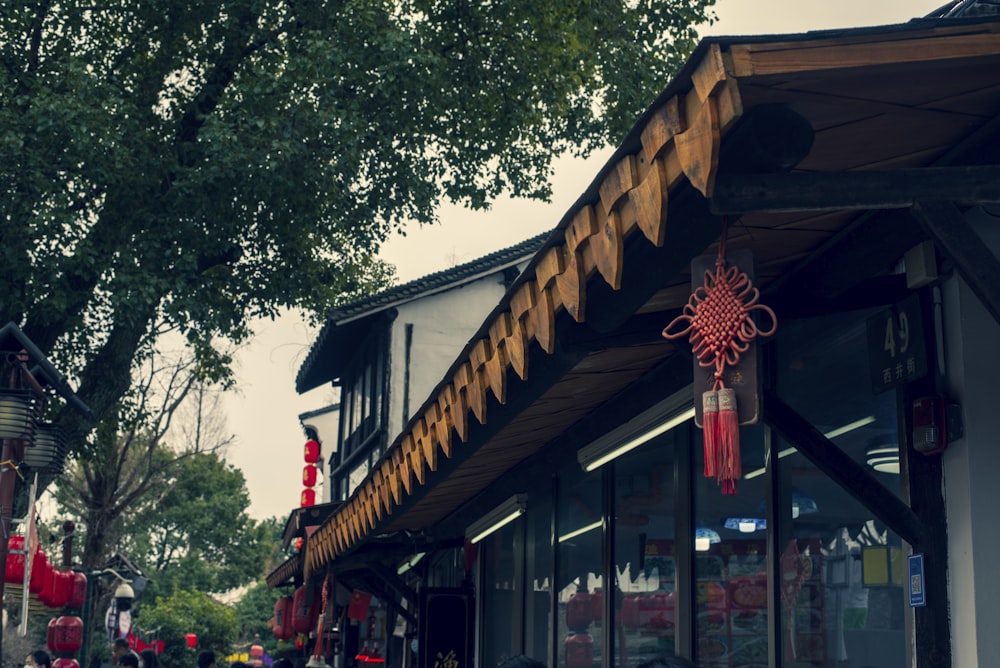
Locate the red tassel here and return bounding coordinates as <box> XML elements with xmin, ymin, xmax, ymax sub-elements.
<box><xmin>702</xmin><ymin>390</ymin><xmax>719</xmax><ymax>478</ymax></box>
<box><xmin>717</xmin><ymin>387</ymin><xmax>741</xmax><ymax>495</ymax></box>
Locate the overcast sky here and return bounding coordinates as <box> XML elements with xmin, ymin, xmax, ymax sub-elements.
<box><xmin>225</xmin><ymin>0</ymin><xmax>946</xmax><ymax>520</ymax></box>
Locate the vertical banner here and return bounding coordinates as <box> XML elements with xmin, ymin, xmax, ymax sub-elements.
<box><xmin>18</xmin><ymin>474</ymin><xmax>38</xmax><ymax>636</ymax></box>
<box><xmin>419</xmin><ymin>588</ymin><xmax>473</xmax><ymax>668</ymax></box>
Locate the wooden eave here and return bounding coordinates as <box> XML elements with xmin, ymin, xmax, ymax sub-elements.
<box><xmin>302</xmin><ymin>17</ymin><xmax>1000</xmax><ymax>579</ymax></box>
<box><xmin>265</xmin><ymin>551</ymin><xmax>302</xmax><ymax>589</ymax></box>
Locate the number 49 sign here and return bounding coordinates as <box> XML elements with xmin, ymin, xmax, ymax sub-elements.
<box><xmin>866</xmin><ymin>293</ymin><xmax>928</xmax><ymax>394</ymax></box>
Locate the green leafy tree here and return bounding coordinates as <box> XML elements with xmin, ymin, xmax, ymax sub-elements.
<box><xmin>136</xmin><ymin>589</ymin><xmax>239</xmax><ymax>667</ymax></box>
<box><xmin>233</xmin><ymin>579</ymin><xmax>286</xmax><ymax>657</ymax></box>
<box><xmin>0</xmin><ymin>0</ymin><xmax>715</xmax><ymax>446</ymax></box>
<box><xmin>120</xmin><ymin>451</ymin><xmax>275</xmax><ymax>597</ymax></box>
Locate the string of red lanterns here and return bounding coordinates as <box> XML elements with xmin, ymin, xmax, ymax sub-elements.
<box><xmin>301</xmin><ymin>438</ymin><xmax>321</xmax><ymax>508</ymax></box>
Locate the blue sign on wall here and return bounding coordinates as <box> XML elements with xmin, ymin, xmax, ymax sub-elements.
<box><xmin>908</xmin><ymin>553</ymin><xmax>926</xmax><ymax>607</ymax></box>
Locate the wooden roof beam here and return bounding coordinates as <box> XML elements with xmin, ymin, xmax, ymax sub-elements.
<box><xmin>911</xmin><ymin>200</ymin><xmax>1000</xmax><ymax>328</ymax></box>
<box><xmin>763</xmin><ymin>389</ymin><xmax>923</xmax><ymax>547</ymax></box>
<box><xmin>711</xmin><ymin>165</ymin><xmax>1000</xmax><ymax>214</ymax></box>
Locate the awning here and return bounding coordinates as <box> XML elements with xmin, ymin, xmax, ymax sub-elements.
<box><xmin>302</xmin><ymin>15</ymin><xmax>1000</xmax><ymax>579</ymax></box>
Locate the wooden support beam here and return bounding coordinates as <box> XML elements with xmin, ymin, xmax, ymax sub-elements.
<box><xmin>911</xmin><ymin>200</ymin><xmax>1000</xmax><ymax>329</ymax></box>
<box><xmin>711</xmin><ymin>165</ymin><xmax>1000</xmax><ymax>214</ymax></box>
<box><xmin>366</xmin><ymin>562</ymin><xmax>419</xmax><ymax>625</ymax></box>
<box><xmin>762</xmin><ymin>389</ymin><xmax>923</xmax><ymax>547</ymax></box>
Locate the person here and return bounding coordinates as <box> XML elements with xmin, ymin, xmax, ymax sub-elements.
<box><xmin>112</xmin><ymin>638</ymin><xmax>139</xmax><ymax>667</ymax></box>
<box><xmin>498</xmin><ymin>656</ymin><xmax>546</xmax><ymax>668</ymax></box>
<box><xmin>197</xmin><ymin>650</ymin><xmax>216</xmax><ymax>668</ymax></box>
<box><xmin>139</xmin><ymin>649</ymin><xmax>160</xmax><ymax>668</ymax></box>
<box><xmin>26</xmin><ymin>651</ymin><xmax>52</xmax><ymax>668</ymax></box>
<box><xmin>119</xmin><ymin>654</ymin><xmax>140</xmax><ymax>668</ymax></box>
<box><xmin>634</xmin><ymin>655</ymin><xmax>698</xmax><ymax>668</ymax></box>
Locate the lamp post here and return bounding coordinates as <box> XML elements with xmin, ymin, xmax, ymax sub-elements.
<box><xmin>78</xmin><ymin>568</ymin><xmax>143</xmax><ymax>666</ymax></box>
<box><xmin>0</xmin><ymin>322</ymin><xmax>93</xmax><ymax>661</ymax></box>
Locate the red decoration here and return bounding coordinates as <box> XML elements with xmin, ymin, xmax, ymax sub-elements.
<box><xmin>292</xmin><ymin>584</ymin><xmax>320</xmax><ymax>634</ymax></box>
<box><xmin>273</xmin><ymin>596</ymin><xmax>294</xmax><ymax>640</ymax></box>
<box><xmin>303</xmin><ymin>464</ymin><xmax>318</xmax><ymax>488</ymax></box>
<box><xmin>52</xmin><ymin>659</ymin><xmax>80</xmax><ymax>668</ymax></box>
<box><xmin>300</xmin><ymin>489</ymin><xmax>316</xmax><ymax>507</ymax></box>
<box><xmin>68</xmin><ymin>571</ymin><xmax>87</xmax><ymax>609</ymax></box>
<box><xmin>565</xmin><ymin>632</ymin><xmax>594</xmax><ymax>668</ymax></box>
<box><xmin>347</xmin><ymin>590</ymin><xmax>372</xmax><ymax>621</ymax></box>
<box><xmin>251</xmin><ymin>644</ymin><xmax>264</xmax><ymax>659</ymax></box>
<box><xmin>39</xmin><ymin>563</ymin><xmax>60</xmax><ymax>606</ymax></box>
<box><xmin>185</xmin><ymin>633</ymin><xmax>197</xmax><ymax>648</ymax></box>
<box><xmin>48</xmin><ymin>615</ymin><xmax>84</xmax><ymax>653</ymax></box>
<box><xmin>29</xmin><ymin>549</ymin><xmax>49</xmax><ymax>593</ymax></box>
<box><xmin>304</xmin><ymin>439</ymin><xmax>321</xmax><ymax>463</ymax></box>
<box><xmin>5</xmin><ymin>536</ymin><xmax>24</xmax><ymax>584</ymax></box>
<box><xmin>566</xmin><ymin>591</ymin><xmax>592</xmax><ymax>629</ymax></box>
<box><xmin>663</xmin><ymin>220</ymin><xmax>776</xmax><ymax>494</ymax></box>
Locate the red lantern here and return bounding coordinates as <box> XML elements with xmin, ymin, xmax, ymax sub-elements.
<box><xmin>29</xmin><ymin>549</ymin><xmax>49</xmax><ymax>594</ymax></box>
<box><xmin>273</xmin><ymin>596</ymin><xmax>294</xmax><ymax>640</ymax></box>
<box><xmin>292</xmin><ymin>584</ymin><xmax>320</xmax><ymax>634</ymax></box>
<box><xmin>251</xmin><ymin>644</ymin><xmax>264</xmax><ymax>659</ymax></box>
<box><xmin>39</xmin><ymin>564</ymin><xmax>60</xmax><ymax>607</ymax></box>
<box><xmin>566</xmin><ymin>591</ymin><xmax>592</xmax><ymax>629</ymax></box>
<box><xmin>304</xmin><ymin>439</ymin><xmax>321</xmax><ymax>463</ymax></box>
<box><xmin>303</xmin><ymin>464</ymin><xmax>318</xmax><ymax>487</ymax></box>
<box><xmin>52</xmin><ymin>659</ymin><xmax>80</xmax><ymax>668</ymax></box>
<box><xmin>5</xmin><ymin>536</ymin><xmax>24</xmax><ymax>584</ymax></box>
<box><xmin>68</xmin><ymin>572</ymin><xmax>87</xmax><ymax>609</ymax></box>
<box><xmin>48</xmin><ymin>616</ymin><xmax>84</xmax><ymax>653</ymax></box>
<box><xmin>185</xmin><ymin>633</ymin><xmax>197</xmax><ymax>648</ymax></box>
<box><xmin>565</xmin><ymin>632</ymin><xmax>594</xmax><ymax>668</ymax></box>
<box><xmin>50</xmin><ymin>570</ymin><xmax>73</xmax><ymax>608</ymax></box>
<box><xmin>300</xmin><ymin>489</ymin><xmax>316</xmax><ymax>507</ymax></box>
<box><xmin>47</xmin><ymin>617</ymin><xmax>59</xmax><ymax>653</ymax></box>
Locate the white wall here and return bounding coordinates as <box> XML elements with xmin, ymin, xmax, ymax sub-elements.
<box><xmin>941</xmin><ymin>205</ymin><xmax>1000</xmax><ymax>668</ymax></box>
<box><xmin>385</xmin><ymin>263</ymin><xmax>527</xmax><ymax>443</ymax></box>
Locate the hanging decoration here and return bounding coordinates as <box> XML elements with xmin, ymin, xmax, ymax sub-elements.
<box><xmin>662</xmin><ymin>218</ymin><xmax>776</xmax><ymax>494</ymax></box>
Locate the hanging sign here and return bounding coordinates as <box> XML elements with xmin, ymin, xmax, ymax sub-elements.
<box><xmin>866</xmin><ymin>293</ymin><xmax>928</xmax><ymax>394</ymax></box>
<box><xmin>419</xmin><ymin>588</ymin><xmax>473</xmax><ymax>668</ymax></box>
<box><xmin>908</xmin><ymin>553</ymin><xmax>926</xmax><ymax>607</ymax></box>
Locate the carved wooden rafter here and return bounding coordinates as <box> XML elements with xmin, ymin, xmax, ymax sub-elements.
<box><xmin>303</xmin><ymin>44</ymin><xmax>742</xmax><ymax>579</ymax></box>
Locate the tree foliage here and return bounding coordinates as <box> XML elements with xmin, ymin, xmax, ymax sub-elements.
<box><xmin>136</xmin><ymin>589</ymin><xmax>239</xmax><ymax>667</ymax></box>
<box><xmin>233</xmin><ymin>578</ymin><xmax>286</xmax><ymax>656</ymax></box>
<box><xmin>119</xmin><ymin>451</ymin><xmax>276</xmax><ymax>597</ymax></box>
<box><xmin>0</xmin><ymin>0</ymin><xmax>714</xmax><ymax>444</ymax></box>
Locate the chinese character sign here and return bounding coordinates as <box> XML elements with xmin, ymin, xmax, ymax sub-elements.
<box><xmin>419</xmin><ymin>589</ymin><xmax>472</xmax><ymax>668</ymax></box>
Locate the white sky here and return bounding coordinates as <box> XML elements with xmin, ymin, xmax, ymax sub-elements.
<box><xmin>225</xmin><ymin>0</ymin><xmax>946</xmax><ymax>520</ymax></box>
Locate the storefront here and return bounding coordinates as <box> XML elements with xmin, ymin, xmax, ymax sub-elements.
<box><xmin>286</xmin><ymin>13</ymin><xmax>1000</xmax><ymax>668</ymax></box>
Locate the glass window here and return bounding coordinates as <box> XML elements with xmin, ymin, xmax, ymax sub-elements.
<box><xmin>693</xmin><ymin>424</ymin><xmax>770</xmax><ymax>667</ymax></box>
<box><xmin>613</xmin><ymin>431</ymin><xmax>678</xmax><ymax>665</ymax></box>
<box><xmin>557</xmin><ymin>468</ymin><xmax>603</xmax><ymax>668</ymax></box>
<box><xmin>775</xmin><ymin>311</ymin><xmax>901</xmax><ymax>497</ymax></box>
<box><xmin>482</xmin><ymin>520</ymin><xmax>520</xmax><ymax>668</ymax></box>
<box><xmin>526</xmin><ymin>488</ymin><xmax>554</xmax><ymax>665</ymax></box>
<box><xmin>778</xmin><ymin>453</ymin><xmax>907</xmax><ymax>668</ymax></box>
<box><xmin>774</xmin><ymin>309</ymin><xmax>909</xmax><ymax>667</ymax></box>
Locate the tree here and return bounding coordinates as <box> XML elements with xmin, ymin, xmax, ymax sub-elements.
<box><xmin>135</xmin><ymin>589</ymin><xmax>238</xmax><ymax>667</ymax></box>
<box><xmin>0</xmin><ymin>0</ymin><xmax>715</xmax><ymax>445</ymax></box>
<box><xmin>118</xmin><ymin>451</ymin><xmax>276</xmax><ymax>597</ymax></box>
<box><xmin>53</xmin><ymin>351</ymin><xmax>230</xmax><ymax>571</ymax></box>
<box><xmin>233</xmin><ymin>578</ymin><xmax>286</xmax><ymax>657</ymax></box>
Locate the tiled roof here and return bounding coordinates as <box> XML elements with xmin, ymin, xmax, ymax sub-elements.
<box><xmin>296</xmin><ymin>232</ymin><xmax>550</xmax><ymax>393</ymax></box>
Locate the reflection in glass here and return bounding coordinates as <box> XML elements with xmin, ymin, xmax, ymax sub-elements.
<box><xmin>693</xmin><ymin>424</ymin><xmax>770</xmax><ymax>666</ymax></box>
<box><xmin>557</xmin><ymin>468</ymin><xmax>603</xmax><ymax>668</ymax></box>
<box><xmin>776</xmin><ymin>309</ymin><xmax>907</xmax><ymax>667</ymax></box>
<box><xmin>778</xmin><ymin>457</ymin><xmax>908</xmax><ymax>668</ymax></box>
<box><xmin>613</xmin><ymin>433</ymin><xmax>677</xmax><ymax>665</ymax></box>
<box><xmin>482</xmin><ymin>521</ymin><xmax>519</xmax><ymax>667</ymax></box>
<box><xmin>526</xmin><ymin>492</ymin><xmax>554</xmax><ymax>665</ymax></box>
